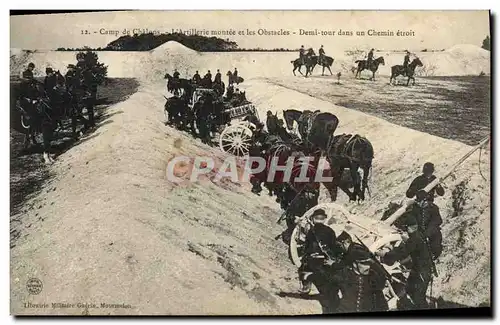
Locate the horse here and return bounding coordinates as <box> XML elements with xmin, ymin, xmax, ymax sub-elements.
<box><xmin>164</xmin><ymin>95</ymin><xmax>191</xmax><ymax>130</ymax></box>
<box><xmin>282</xmin><ymin>109</ymin><xmax>339</xmax><ymax>153</ymax></box>
<box><xmin>212</xmin><ymin>80</ymin><xmax>225</xmax><ymax>97</ymax></box>
<box><xmin>226</xmin><ymin>71</ymin><xmax>244</xmax><ymax>85</ymax></box>
<box><xmin>308</xmin><ymin>55</ymin><xmax>335</xmax><ymax>76</ymax></box>
<box><xmin>326</xmin><ymin>134</ymin><xmax>374</xmax><ymax>202</ymax></box>
<box><xmin>291</xmin><ymin>52</ymin><xmax>318</xmax><ymax>77</ymax></box>
<box><xmin>389</xmin><ymin>57</ymin><xmax>424</xmax><ymax>86</ymax></box>
<box><xmin>354</xmin><ymin>56</ymin><xmax>385</xmax><ymax>81</ymax></box>
<box><xmin>164</xmin><ymin>73</ymin><xmax>192</xmax><ymax>96</ymax></box>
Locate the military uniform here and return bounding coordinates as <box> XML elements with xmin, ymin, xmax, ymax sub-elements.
<box><xmin>382</xmin><ymin>226</ymin><xmax>433</xmax><ymax>309</ymax></box>
<box><xmin>400</xmin><ymin>200</ymin><xmax>443</xmax><ymax>260</ymax></box>
<box><xmin>192</xmin><ymin>72</ymin><xmax>201</xmax><ymax>85</ymax></box>
<box><xmin>403</xmin><ymin>53</ymin><xmax>411</xmax><ymax>76</ymax></box>
<box><xmin>214</xmin><ymin>71</ymin><xmax>222</xmax><ymax>83</ymax></box>
<box><xmin>173</xmin><ymin>70</ymin><xmax>180</xmax><ymax>79</ymax></box>
<box><xmin>318</xmin><ymin>47</ymin><xmax>325</xmax><ymax>65</ymax></box>
<box><xmin>406</xmin><ymin>174</ymin><xmax>445</xmax><ymax>202</ymax></box>
<box><xmin>299</xmin><ymin>47</ymin><xmax>306</xmax><ymax>65</ymax></box>
<box><xmin>367</xmin><ymin>50</ymin><xmax>374</xmax><ymax>69</ymax></box>
<box><xmin>20</xmin><ymin>68</ymin><xmax>38</xmax><ymax>100</ymax></box>
<box><xmin>298</xmin><ymin>221</ymin><xmax>340</xmax><ymax>292</ymax></box>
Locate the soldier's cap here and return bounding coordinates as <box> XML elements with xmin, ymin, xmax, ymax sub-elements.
<box><xmin>423</xmin><ymin>162</ymin><xmax>434</xmax><ymax>172</ymax></box>
<box><xmin>337</xmin><ymin>231</ymin><xmax>352</xmax><ymax>243</ymax></box>
<box><xmin>349</xmin><ymin>246</ymin><xmax>372</xmax><ymax>263</ymax></box>
<box><xmin>28</xmin><ymin>62</ymin><xmax>35</xmax><ymax>68</ymax></box>
<box><xmin>311</xmin><ymin>209</ymin><xmax>327</xmax><ymax>220</ymax></box>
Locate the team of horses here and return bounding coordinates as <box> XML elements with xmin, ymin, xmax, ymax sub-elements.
<box><xmin>292</xmin><ymin>49</ymin><xmax>424</xmax><ymax>86</ymax></box>
<box><xmin>11</xmin><ymin>74</ymin><xmax>95</xmax><ymax>164</ymax></box>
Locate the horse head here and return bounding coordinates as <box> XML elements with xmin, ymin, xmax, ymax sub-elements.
<box><xmin>164</xmin><ymin>73</ymin><xmax>172</xmax><ymax>80</ymax></box>
<box><xmin>282</xmin><ymin>110</ymin><xmax>296</xmax><ymax>131</ymax></box>
<box><xmin>376</xmin><ymin>56</ymin><xmax>385</xmax><ymax>65</ymax></box>
<box><xmin>226</xmin><ymin>71</ymin><xmax>232</xmax><ymax>76</ymax></box>
<box><xmin>413</xmin><ymin>57</ymin><xmax>423</xmax><ymax>67</ymax></box>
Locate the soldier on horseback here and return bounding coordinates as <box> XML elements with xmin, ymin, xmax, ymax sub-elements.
<box><xmin>214</xmin><ymin>69</ymin><xmax>222</xmax><ymax>83</ymax></box>
<box><xmin>192</xmin><ymin>70</ymin><xmax>201</xmax><ymax>85</ymax></box>
<box><xmin>318</xmin><ymin>45</ymin><xmax>325</xmax><ymax>65</ymax></box>
<box><xmin>299</xmin><ymin>45</ymin><xmax>306</xmax><ymax>65</ymax></box>
<box><xmin>173</xmin><ymin>69</ymin><xmax>180</xmax><ymax>79</ymax></box>
<box><xmin>366</xmin><ymin>48</ymin><xmax>374</xmax><ymax>69</ymax></box>
<box><xmin>403</xmin><ymin>50</ymin><xmax>411</xmax><ymax>76</ymax></box>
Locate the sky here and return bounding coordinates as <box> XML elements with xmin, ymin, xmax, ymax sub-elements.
<box><xmin>10</xmin><ymin>10</ymin><xmax>490</xmax><ymax>52</ymax></box>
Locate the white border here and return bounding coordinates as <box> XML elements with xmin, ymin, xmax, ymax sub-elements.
<box><xmin>3</xmin><ymin>1</ymin><xmax>497</xmax><ymax>324</ymax></box>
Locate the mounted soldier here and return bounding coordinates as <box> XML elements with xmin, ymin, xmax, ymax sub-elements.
<box><xmin>20</xmin><ymin>62</ymin><xmax>39</xmax><ymax>100</ymax></box>
<box><xmin>43</xmin><ymin>67</ymin><xmax>57</xmax><ymax>100</ymax></box>
<box><xmin>318</xmin><ymin>45</ymin><xmax>325</xmax><ymax>66</ymax></box>
<box><xmin>214</xmin><ymin>69</ymin><xmax>222</xmax><ymax>83</ymax></box>
<box><xmin>406</xmin><ymin>162</ymin><xmax>445</xmax><ymax>202</ymax></box>
<box><xmin>366</xmin><ymin>48</ymin><xmax>375</xmax><ymax>69</ymax></box>
<box><xmin>377</xmin><ymin>214</ymin><xmax>434</xmax><ymax>310</ymax></box>
<box><xmin>192</xmin><ymin>70</ymin><xmax>201</xmax><ymax>85</ymax></box>
<box><xmin>299</xmin><ymin>45</ymin><xmax>306</xmax><ymax>65</ymax></box>
<box><xmin>173</xmin><ymin>69</ymin><xmax>180</xmax><ymax>79</ymax></box>
<box><xmin>233</xmin><ymin>68</ymin><xmax>238</xmax><ymax>79</ymax></box>
<box><xmin>403</xmin><ymin>50</ymin><xmax>411</xmax><ymax>76</ymax></box>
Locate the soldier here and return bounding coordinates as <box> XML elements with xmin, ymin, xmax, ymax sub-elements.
<box><xmin>44</xmin><ymin>67</ymin><xmax>57</xmax><ymax>99</ymax></box>
<box><xmin>403</xmin><ymin>190</ymin><xmax>443</xmax><ymax>259</ymax></box>
<box><xmin>299</xmin><ymin>45</ymin><xmax>306</xmax><ymax>65</ymax></box>
<box><xmin>20</xmin><ymin>62</ymin><xmax>39</xmax><ymax>100</ymax></box>
<box><xmin>214</xmin><ymin>69</ymin><xmax>222</xmax><ymax>84</ymax></box>
<box><xmin>173</xmin><ymin>69</ymin><xmax>180</xmax><ymax>79</ymax></box>
<box><xmin>298</xmin><ymin>209</ymin><xmax>339</xmax><ymax>294</ymax></box>
<box><xmin>377</xmin><ymin>215</ymin><xmax>433</xmax><ymax>310</ymax></box>
<box><xmin>233</xmin><ymin>67</ymin><xmax>238</xmax><ymax>79</ymax></box>
<box><xmin>334</xmin><ymin>245</ymin><xmax>389</xmax><ymax>313</ymax></box>
<box><xmin>318</xmin><ymin>45</ymin><xmax>325</xmax><ymax>65</ymax></box>
<box><xmin>192</xmin><ymin>70</ymin><xmax>201</xmax><ymax>85</ymax></box>
<box><xmin>403</xmin><ymin>50</ymin><xmax>411</xmax><ymax>76</ymax></box>
<box><xmin>406</xmin><ymin>162</ymin><xmax>445</xmax><ymax>202</ymax></box>
<box><xmin>81</xmin><ymin>67</ymin><xmax>97</xmax><ymax>127</ymax></box>
<box><xmin>22</xmin><ymin>62</ymin><xmax>35</xmax><ymax>81</ymax></box>
<box><xmin>366</xmin><ymin>48</ymin><xmax>375</xmax><ymax>69</ymax></box>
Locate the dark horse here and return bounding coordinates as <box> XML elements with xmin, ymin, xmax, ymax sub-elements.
<box><xmin>354</xmin><ymin>56</ymin><xmax>385</xmax><ymax>81</ymax></box>
<box><xmin>308</xmin><ymin>55</ymin><xmax>335</xmax><ymax>77</ymax></box>
<box><xmin>282</xmin><ymin>109</ymin><xmax>339</xmax><ymax>152</ymax></box>
<box><xmin>226</xmin><ymin>71</ymin><xmax>244</xmax><ymax>85</ymax></box>
<box><xmin>164</xmin><ymin>73</ymin><xmax>192</xmax><ymax>96</ymax></box>
<box><xmin>389</xmin><ymin>57</ymin><xmax>423</xmax><ymax>86</ymax></box>
<box><xmin>326</xmin><ymin>134</ymin><xmax>374</xmax><ymax>202</ymax></box>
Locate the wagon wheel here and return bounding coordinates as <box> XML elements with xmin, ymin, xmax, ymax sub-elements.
<box><xmin>219</xmin><ymin>122</ymin><xmax>254</xmax><ymax>157</ymax></box>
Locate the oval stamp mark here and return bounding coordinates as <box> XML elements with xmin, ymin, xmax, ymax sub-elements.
<box><xmin>26</xmin><ymin>278</ymin><xmax>43</xmax><ymax>295</ymax></box>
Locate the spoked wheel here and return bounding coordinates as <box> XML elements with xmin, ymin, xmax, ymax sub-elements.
<box><xmin>219</xmin><ymin>122</ymin><xmax>254</xmax><ymax>157</ymax></box>
<box><xmin>288</xmin><ymin>203</ymin><xmax>402</xmax><ymax>267</ymax></box>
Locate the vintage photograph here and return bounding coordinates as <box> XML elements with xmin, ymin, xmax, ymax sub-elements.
<box><xmin>10</xmin><ymin>10</ymin><xmax>491</xmax><ymax>315</ymax></box>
